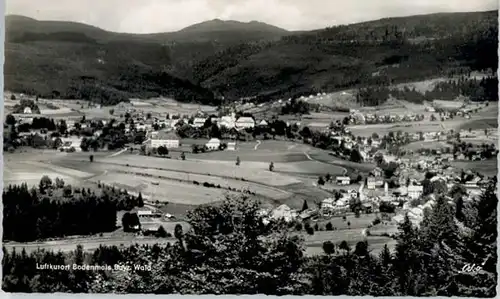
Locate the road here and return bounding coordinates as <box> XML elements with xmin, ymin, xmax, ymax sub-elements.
<box><xmin>254</xmin><ymin>140</ymin><xmax>262</xmax><ymax>150</ymax></box>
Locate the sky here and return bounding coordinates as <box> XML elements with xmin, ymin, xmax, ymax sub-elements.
<box><xmin>6</xmin><ymin>0</ymin><xmax>499</xmax><ymax>33</ymax></box>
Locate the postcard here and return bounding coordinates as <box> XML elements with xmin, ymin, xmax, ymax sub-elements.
<box><xmin>2</xmin><ymin>0</ymin><xmax>498</xmax><ymax>296</ymax></box>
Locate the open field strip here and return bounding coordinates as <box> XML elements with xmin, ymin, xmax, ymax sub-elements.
<box><xmin>96</xmin><ymin>154</ymin><xmax>302</xmax><ymax>187</ymax></box>
<box><xmin>3</xmin><ymin>237</ymin><xmax>177</xmax><ymax>254</ymax></box>
<box><xmin>191</xmin><ymin>158</ymin><xmax>346</xmax><ymax>176</ymax></box>
<box><xmin>92</xmin><ymin>172</ymin><xmax>237</xmax><ymax>205</ymax></box>
<box><xmin>347</xmin><ymin>122</ymin><xmax>443</xmax><ymax>137</ymax></box>
<box><xmin>307</xmin><ymin>151</ymin><xmax>376</xmax><ymax>173</ymax></box>
<box><xmin>110</xmin><ymin>166</ymin><xmax>292</xmax><ymax>200</ymax></box>
<box><xmin>403</xmin><ymin>141</ymin><xmax>452</xmax><ymax>151</ymax></box>
<box><xmin>3</xmin><ymin>160</ymin><xmax>92</xmax><ymax>187</ymax></box>
<box><xmin>450</xmin><ymin>160</ymin><xmax>498</xmax><ymax>177</ymax></box>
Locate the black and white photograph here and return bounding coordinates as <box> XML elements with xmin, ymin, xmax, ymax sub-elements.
<box><xmin>2</xmin><ymin>0</ymin><xmax>499</xmax><ymax>296</ymax></box>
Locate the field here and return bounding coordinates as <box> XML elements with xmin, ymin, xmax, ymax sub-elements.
<box><xmin>450</xmin><ymin>160</ymin><xmax>498</xmax><ymax>177</ymax></box>
<box><xmin>93</xmin><ymin>171</ymin><xmax>243</xmax><ymax>205</ymax></box>
<box><xmin>403</xmin><ymin>141</ymin><xmax>452</xmax><ymax>151</ymax></box>
<box><xmin>3</xmin><ymin>141</ymin><xmax>390</xmax><ymax>257</ymax></box>
<box><xmin>347</xmin><ymin>122</ymin><xmax>444</xmax><ymax>137</ymax></box>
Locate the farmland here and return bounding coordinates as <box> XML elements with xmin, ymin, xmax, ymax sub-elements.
<box><xmin>450</xmin><ymin>159</ymin><xmax>498</xmax><ymax>177</ymax></box>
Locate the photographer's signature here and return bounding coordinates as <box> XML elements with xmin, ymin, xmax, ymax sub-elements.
<box><xmin>459</xmin><ymin>256</ymin><xmax>490</xmax><ymax>274</ymax></box>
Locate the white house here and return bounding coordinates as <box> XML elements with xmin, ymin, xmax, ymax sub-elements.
<box><xmin>192</xmin><ymin>118</ymin><xmax>206</xmax><ymax>128</ymax></box>
<box><xmin>227</xmin><ymin>142</ymin><xmax>237</xmax><ymax>151</ymax></box>
<box><xmin>206</xmin><ymin>138</ymin><xmax>221</xmax><ymax>150</ymax></box>
<box><xmin>236</xmin><ymin>117</ymin><xmax>255</xmax><ymax>129</ymax></box>
<box><xmin>150</xmin><ymin>131</ymin><xmax>180</xmax><ymax>149</ymax></box>
<box><xmin>219</xmin><ymin>115</ymin><xmax>236</xmax><ymax>129</ymax></box>
<box><xmin>367</xmin><ymin>177</ymin><xmax>376</xmax><ymax>190</ymax></box>
<box><xmin>408</xmin><ymin>185</ymin><xmax>424</xmax><ymax>200</ymax></box>
<box><xmin>336</xmin><ymin>176</ymin><xmax>351</xmax><ymax>185</ymax></box>
<box><xmin>137</xmin><ymin>210</ymin><xmax>153</xmax><ymax>218</ymax></box>
<box><xmin>258</xmin><ymin>119</ymin><xmax>269</xmax><ymax>127</ymax></box>
<box><xmin>23</xmin><ymin>107</ymin><xmax>32</xmax><ymax>114</ymax></box>
<box><xmin>59</xmin><ymin>137</ymin><xmax>82</xmax><ymax>152</ymax></box>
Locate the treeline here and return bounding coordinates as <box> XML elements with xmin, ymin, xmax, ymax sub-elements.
<box><xmin>280</xmin><ymin>99</ymin><xmax>311</xmax><ymax>115</ymax></box>
<box><xmin>3</xmin><ymin>177</ymin><xmax>144</xmax><ymax>242</ymax></box>
<box><xmin>356</xmin><ymin>76</ymin><xmax>498</xmax><ymax>106</ymax></box>
<box><xmin>3</xmin><ymin>179</ymin><xmax>497</xmax><ymax>296</ymax></box>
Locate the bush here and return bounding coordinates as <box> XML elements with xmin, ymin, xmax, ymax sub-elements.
<box><xmin>295</xmin><ymin>222</ymin><xmax>303</xmax><ymax>231</ymax></box>
<box><xmin>322</xmin><ymin>241</ymin><xmax>335</xmax><ymax>255</ymax></box>
<box><xmin>305</xmin><ymin>226</ymin><xmax>315</xmax><ymax>235</ymax></box>
<box><xmin>325</xmin><ymin>222</ymin><xmax>333</xmax><ymax>231</ymax></box>
<box><xmin>372</xmin><ymin>217</ymin><xmax>381</xmax><ymax>225</ymax></box>
<box><xmin>314</xmin><ymin>223</ymin><xmax>319</xmax><ymax>231</ymax></box>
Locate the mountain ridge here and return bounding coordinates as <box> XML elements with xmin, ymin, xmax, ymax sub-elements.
<box><xmin>4</xmin><ymin>10</ymin><xmax>498</xmax><ymax>105</ymax></box>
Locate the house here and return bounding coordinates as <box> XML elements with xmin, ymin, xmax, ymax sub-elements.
<box><xmin>219</xmin><ymin>115</ymin><xmax>236</xmax><ymax>129</ymax></box>
<box><xmin>236</xmin><ymin>117</ymin><xmax>255</xmax><ymax>129</ymax></box>
<box><xmin>23</xmin><ymin>107</ymin><xmax>32</xmax><ymax>114</ymax></box>
<box><xmin>336</xmin><ymin>176</ymin><xmax>351</xmax><ymax>185</ymax></box>
<box><xmin>372</xmin><ymin>167</ymin><xmax>383</xmax><ymax>177</ymax></box>
<box><xmin>192</xmin><ymin>117</ymin><xmax>206</xmax><ymax>128</ymax></box>
<box><xmin>150</xmin><ymin>131</ymin><xmax>180</xmax><ymax>149</ymax></box>
<box><xmin>367</xmin><ymin>177</ymin><xmax>376</xmax><ymax>190</ymax></box>
<box><xmin>408</xmin><ymin>185</ymin><xmax>424</xmax><ymax>200</ymax></box>
<box><xmin>321</xmin><ymin>198</ymin><xmax>336</xmax><ymax>215</ymax></box>
<box><xmin>59</xmin><ymin>137</ymin><xmax>82</xmax><ymax>152</ymax></box>
<box><xmin>205</xmin><ymin>138</ymin><xmax>221</xmax><ymax>150</ymax></box>
<box><xmin>227</xmin><ymin>142</ymin><xmax>237</xmax><ymax>151</ymax></box>
<box><xmin>258</xmin><ymin>120</ymin><xmax>269</xmax><ymax>127</ymax></box>
<box><xmin>137</xmin><ymin>210</ymin><xmax>153</xmax><ymax>218</ymax></box>
<box><xmin>269</xmin><ymin>204</ymin><xmax>297</xmax><ymax>222</ymax></box>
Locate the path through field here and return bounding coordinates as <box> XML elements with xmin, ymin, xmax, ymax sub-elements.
<box><xmin>254</xmin><ymin>140</ymin><xmax>262</xmax><ymax>150</ymax></box>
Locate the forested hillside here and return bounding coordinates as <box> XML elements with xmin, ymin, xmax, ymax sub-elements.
<box><xmin>5</xmin><ymin>10</ymin><xmax>497</xmax><ymax>105</ymax></box>
<box><xmin>2</xmin><ymin>180</ymin><xmax>497</xmax><ymax>296</ymax></box>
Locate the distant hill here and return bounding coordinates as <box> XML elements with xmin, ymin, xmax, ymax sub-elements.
<box><xmin>4</xmin><ymin>10</ymin><xmax>498</xmax><ymax>105</ymax></box>
<box><xmin>164</xmin><ymin>19</ymin><xmax>289</xmax><ymax>43</ymax></box>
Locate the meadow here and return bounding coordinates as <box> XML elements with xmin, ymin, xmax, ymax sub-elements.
<box><xmin>450</xmin><ymin>160</ymin><xmax>498</xmax><ymax>177</ymax></box>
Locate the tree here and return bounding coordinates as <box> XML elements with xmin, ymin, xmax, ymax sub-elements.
<box><xmin>109</xmin><ymin>109</ymin><xmax>114</xmax><ymax>115</ymax></box>
<box><xmin>301</xmin><ymin>200</ymin><xmax>309</xmax><ymax>212</ymax></box>
<box><xmin>137</xmin><ymin>193</ymin><xmax>144</xmax><ymax>207</ymax></box>
<box><xmin>157</xmin><ymin>226</ymin><xmax>167</xmax><ymax>238</ymax></box>
<box><xmin>325</xmin><ymin>173</ymin><xmax>331</xmax><ymax>182</ymax></box>
<box><xmin>157</xmin><ymin>146</ymin><xmax>169</xmax><ymax>156</ymax></box>
<box><xmin>63</xmin><ymin>185</ymin><xmax>73</xmax><ymax>197</ymax></box>
<box><xmin>354</xmin><ymin>241</ymin><xmax>369</xmax><ymax>256</ymax></box>
<box><xmin>5</xmin><ymin>114</ymin><xmax>16</xmax><ymax>126</ymax></box>
<box><xmin>122</xmin><ymin>213</ymin><xmax>140</xmax><ymax>232</ymax></box>
<box><xmin>89</xmin><ymin>155</ymin><xmax>94</xmax><ymax>163</ymax></box>
<box><xmin>339</xmin><ymin>240</ymin><xmax>350</xmax><ymax>253</ymax></box>
<box><xmin>181</xmin><ymin>152</ymin><xmax>186</xmax><ymax>160</ymax></box>
<box><xmin>236</xmin><ymin>156</ymin><xmax>241</xmax><ymax>166</ymax></box>
<box><xmin>350</xmin><ymin>149</ymin><xmax>363</xmax><ymax>163</ymax></box>
<box><xmin>322</xmin><ymin>241</ymin><xmax>335</xmax><ymax>255</ymax></box>
<box><xmin>269</xmin><ymin>161</ymin><xmax>274</xmax><ymax>172</ymax></box>
<box><xmin>325</xmin><ymin>222</ymin><xmax>333</xmax><ymax>231</ymax></box>
<box><xmin>318</xmin><ymin>176</ymin><xmax>325</xmax><ymax>185</ymax></box>
<box><xmin>39</xmin><ymin>175</ymin><xmax>53</xmax><ymax>193</ymax></box>
<box><xmin>306</xmin><ymin>226</ymin><xmax>315</xmax><ymax>235</ymax></box>
<box><xmin>54</xmin><ymin>177</ymin><xmax>65</xmax><ymax>189</ymax></box>
<box><xmin>174</xmin><ymin>224</ymin><xmax>183</xmax><ymax>241</ymax></box>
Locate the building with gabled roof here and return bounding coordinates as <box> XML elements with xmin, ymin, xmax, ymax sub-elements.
<box><xmin>150</xmin><ymin>130</ymin><xmax>180</xmax><ymax>149</ymax></box>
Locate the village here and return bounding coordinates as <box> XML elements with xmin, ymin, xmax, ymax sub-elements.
<box><xmin>3</xmin><ymin>87</ymin><xmax>497</xmax><ymax>255</ymax></box>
